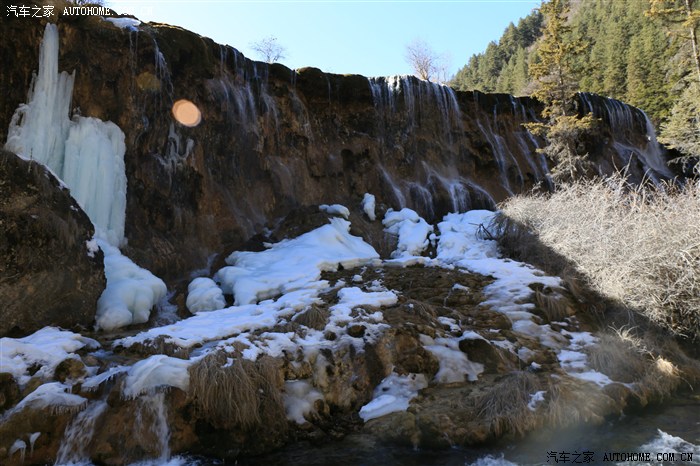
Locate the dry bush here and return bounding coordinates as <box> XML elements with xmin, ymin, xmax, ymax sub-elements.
<box><xmin>534</xmin><ymin>290</ymin><xmax>572</xmax><ymax>323</ymax></box>
<box><xmin>292</xmin><ymin>304</ymin><xmax>330</xmax><ymax>330</ymax></box>
<box><xmin>473</xmin><ymin>371</ymin><xmax>541</xmax><ymax>437</ymax></box>
<box><xmin>544</xmin><ymin>375</ymin><xmax>615</xmax><ymax>426</ymax></box>
<box><xmin>498</xmin><ymin>175</ymin><xmax>700</xmax><ymax>339</ymax></box>
<box><xmin>188</xmin><ymin>351</ymin><xmax>286</xmax><ymax>431</ymax></box>
<box><xmin>587</xmin><ymin>330</ymin><xmax>649</xmax><ymax>383</ymax></box>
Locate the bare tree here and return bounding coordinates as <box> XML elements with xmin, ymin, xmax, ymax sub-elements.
<box><xmin>405</xmin><ymin>38</ymin><xmax>446</xmax><ymax>82</ymax></box>
<box><xmin>250</xmin><ymin>36</ymin><xmax>287</xmax><ymax>64</ymax></box>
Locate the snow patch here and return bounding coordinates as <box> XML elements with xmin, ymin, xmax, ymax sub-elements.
<box><xmin>8</xmin><ymin>382</ymin><xmax>87</xmax><ymax>415</ymax></box>
<box><xmin>96</xmin><ymin>240</ymin><xmax>167</xmax><ymax>331</ymax></box>
<box><xmin>104</xmin><ymin>17</ymin><xmax>141</xmax><ymax>30</ymax></box>
<box><xmin>319</xmin><ymin>204</ymin><xmax>350</xmax><ymax>219</ymax></box>
<box><xmin>214</xmin><ymin>218</ymin><xmax>378</xmax><ymax>306</ymax></box>
<box><xmin>383</xmin><ymin>208</ymin><xmax>433</xmax><ymax>259</ymax></box>
<box><xmin>122</xmin><ymin>355</ymin><xmax>191</xmax><ymax>399</ymax></box>
<box><xmin>284</xmin><ymin>380</ymin><xmax>323</xmax><ymax>424</ymax></box>
<box><xmin>362</xmin><ymin>193</ymin><xmax>376</xmax><ymax>221</ymax></box>
<box><xmin>186</xmin><ymin>277</ymin><xmax>226</xmax><ymax>313</ymax></box>
<box><xmin>422</xmin><ymin>335</ymin><xmax>484</xmax><ymax>383</ymax></box>
<box><xmin>0</xmin><ymin>327</ymin><xmax>98</xmax><ymax>385</ymax></box>
<box><xmin>359</xmin><ymin>372</ymin><xmax>427</xmax><ymax>421</ymax></box>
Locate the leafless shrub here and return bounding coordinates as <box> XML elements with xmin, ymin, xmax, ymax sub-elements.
<box><xmin>498</xmin><ymin>175</ymin><xmax>700</xmax><ymax>339</ymax></box>
<box><xmin>587</xmin><ymin>331</ymin><xmax>649</xmax><ymax>383</ymax></box>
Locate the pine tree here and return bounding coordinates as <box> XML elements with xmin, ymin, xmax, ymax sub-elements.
<box><xmin>526</xmin><ymin>0</ymin><xmax>597</xmax><ymax>184</ymax></box>
<box><xmin>646</xmin><ymin>0</ymin><xmax>700</xmax><ymax>85</ymax></box>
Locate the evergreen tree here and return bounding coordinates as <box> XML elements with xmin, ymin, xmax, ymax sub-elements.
<box><xmin>526</xmin><ymin>0</ymin><xmax>597</xmax><ymax>184</ymax></box>
<box><xmin>647</xmin><ymin>0</ymin><xmax>700</xmax><ymax>85</ymax></box>
<box><xmin>661</xmin><ymin>83</ymin><xmax>700</xmax><ymax>164</ymax></box>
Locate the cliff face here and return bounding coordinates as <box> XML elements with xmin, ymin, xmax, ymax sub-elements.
<box><xmin>0</xmin><ymin>15</ymin><xmax>671</xmax><ymax>281</ymax></box>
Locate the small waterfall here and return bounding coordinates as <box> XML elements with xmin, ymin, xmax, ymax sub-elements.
<box><xmin>209</xmin><ymin>45</ymin><xmax>279</xmax><ymax>134</ymax></box>
<box><xmin>136</xmin><ymin>392</ymin><xmax>172</xmax><ymax>462</ymax></box>
<box><xmin>380</xmin><ymin>166</ymin><xmax>406</xmax><ymax>209</ymax></box>
<box><xmin>368</xmin><ymin>75</ymin><xmax>462</xmax><ymax>137</ymax></box>
<box><xmin>153</xmin><ymin>40</ymin><xmax>173</xmax><ymax>98</ymax></box>
<box><xmin>578</xmin><ymin>92</ymin><xmax>672</xmax><ymax>182</ymax></box>
<box><xmin>55</xmin><ymin>400</ymin><xmax>108</xmax><ymax>465</ymax></box>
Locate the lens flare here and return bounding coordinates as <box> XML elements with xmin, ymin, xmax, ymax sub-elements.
<box><xmin>172</xmin><ymin>99</ymin><xmax>201</xmax><ymax>127</ymax></box>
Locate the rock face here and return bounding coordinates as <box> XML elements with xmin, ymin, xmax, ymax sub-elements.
<box><xmin>0</xmin><ymin>150</ymin><xmax>105</xmax><ymax>336</ymax></box>
<box><xmin>0</xmin><ymin>16</ymin><xmax>674</xmax><ymax>282</ymax></box>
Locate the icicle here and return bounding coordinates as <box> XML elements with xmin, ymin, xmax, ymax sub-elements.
<box><xmin>28</xmin><ymin>433</ymin><xmax>40</xmax><ymax>456</ymax></box>
<box><xmin>9</xmin><ymin>439</ymin><xmax>26</xmax><ymax>463</ymax></box>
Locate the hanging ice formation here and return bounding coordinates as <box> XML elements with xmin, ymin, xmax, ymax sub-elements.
<box><xmin>4</xmin><ymin>23</ymin><xmax>127</xmax><ymax>247</ymax></box>
<box><xmin>5</xmin><ymin>23</ymin><xmax>166</xmax><ymax>331</ymax></box>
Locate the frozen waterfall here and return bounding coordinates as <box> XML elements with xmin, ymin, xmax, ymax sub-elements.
<box><xmin>5</xmin><ymin>23</ymin><xmax>127</xmax><ymax>246</ymax></box>
<box><xmin>4</xmin><ymin>23</ymin><xmax>165</xmax><ymax>331</ymax></box>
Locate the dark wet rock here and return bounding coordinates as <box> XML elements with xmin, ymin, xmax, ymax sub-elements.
<box><xmin>0</xmin><ymin>150</ymin><xmax>105</xmax><ymax>337</ymax></box>
<box><xmin>0</xmin><ymin>373</ymin><xmax>20</xmax><ymax>413</ymax></box>
<box><xmin>54</xmin><ymin>359</ymin><xmax>88</xmax><ymax>383</ymax></box>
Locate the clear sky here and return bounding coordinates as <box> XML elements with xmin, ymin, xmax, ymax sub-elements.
<box><xmin>105</xmin><ymin>0</ymin><xmax>539</xmax><ymax>78</ymax></box>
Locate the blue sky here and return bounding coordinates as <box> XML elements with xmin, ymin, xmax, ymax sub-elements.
<box><xmin>106</xmin><ymin>0</ymin><xmax>539</xmax><ymax>78</ymax></box>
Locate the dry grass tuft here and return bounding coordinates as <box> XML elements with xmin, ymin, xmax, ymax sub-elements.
<box><xmin>534</xmin><ymin>290</ymin><xmax>572</xmax><ymax>323</ymax></box>
<box><xmin>498</xmin><ymin>175</ymin><xmax>700</xmax><ymax>339</ymax></box>
<box><xmin>587</xmin><ymin>331</ymin><xmax>649</xmax><ymax>383</ymax></box>
<box><xmin>293</xmin><ymin>304</ymin><xmax>330</xmax><ymax>330</ymax></box>
<box><xmin>544</xmin><ymin>375</ymin><xmax>614</xmax><ymax>427</ymax></box>
<box><xmin>188</xmin><ymin>351</ymin><xmax>286</xmax><ymax>431</ymax></box>
<box><xmin>472</xmin><ymin>371</ymin><xmax>541</xmax><ymax>437</ymax></box>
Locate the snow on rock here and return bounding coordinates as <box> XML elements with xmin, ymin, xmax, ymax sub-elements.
<box><xmin>96</xmin><ymin>239</ymin><xmax>167</xmax><ymax>331</ymax></box>
<box><xmin>0</xmin><ymin>327</ymin><xmax>99</xmax><ymax>385</ymax></box>
<box><xmin>122</xmin><ymin>355</ymin><xmax>191</xmax><ymax>399</ymax></box>
<box><xmin>115</xmin><ymin>284</ymin><xmax>326</xmax><ymax>349</ymax></box>
<box><xmin>436</xmin><ymin>210</ymin><xmax>565</xmax><ymax>349</ymax></box>
<box><xmin>557</xmin><ymin>330</ymin><xmax>613</xmax><ymax>387</ymax></box>
<box><xmin>362</xmin><ymin>193</ymin><xmax>376</xmax><ymax>221</ymax></box>
<box><xmin>186</xmin><ymin>277</ymin><xmax>226</xmax><ymax>313</ymax></box>
<box><xmin>328</xmin><ymin>287</ymin><xmax>397</xmax><ymax>327</ymax></box>
<box><xmin>284</xmin><ymin>379</ymin><xmax>324</xmax><ymax>424</ymax></box>
<box><xmin>383</xmin><ymin>208</ymin><xmax>433</xmax><ymax>260</ymax></box>
<box><xmin>527</xmin><ymin>390</ymin><xmax>546</xmax><ymax>411</ymax></box>
<box><xmin>214</xmin><ymin>218</ymin><xmax>379</xmax><ymax>306</ymax></box>
<box><xmin>359</xmin><ymin>372</ymin><xmax>427</xmax><ymax>421</ymax></box>
<box><xmin>85</xmin><ymin>238</ymin><xmax>99</xmax><ymax>258</ymax></box>
<box><xmin>104</xmin><ymin>17</ymin><xmax>141</xmax><ymax>30</ymax></box>
<box><xmin>421</xmin><ymin>335</ymin><xmax>484</xmax><ymax>383</ymax></box>
<box><xmin>8</xmin><ymin>382</ymin><xmax>87</xmax><ymax>414</ymax></box>
<box><xmin>319</xmin><ymin>204</ymin><xmax>350</xmax><ymax>219</ymax></box>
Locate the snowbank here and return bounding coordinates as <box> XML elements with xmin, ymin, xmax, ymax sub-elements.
<box><xmin>96</xmin><ymin>240</ymin><xmax>167</xmax><ymax>331</ymax></box>
<box><xmin>383</xmin><ymin>208</ymin><xmax>433</xmax><ymax>259</ymax></box>
<box><xmin>215</xmin><ymin>218</ymin><xmax>379</xmax><ymax>305</ymax></box>
<box><xmin>0</xmin><ymin>327</ymin><xmax>99</xmax><ymax>385</ymax></box>
<box><xmin>186</xmin><ymin>277</ymin><xmax>226</xmax><ymax>313</ymax></box>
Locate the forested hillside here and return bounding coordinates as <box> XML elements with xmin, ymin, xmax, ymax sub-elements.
<box><xmin>451</xmin><ymin>0</ymin><xmax>699</xmax><ymax>161</ymax></box>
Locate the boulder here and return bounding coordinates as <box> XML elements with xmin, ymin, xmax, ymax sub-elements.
<box><xmin>0</xmin><ymin>150</ymin><xmax>105</xmax><ymax>336</ymax></box>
